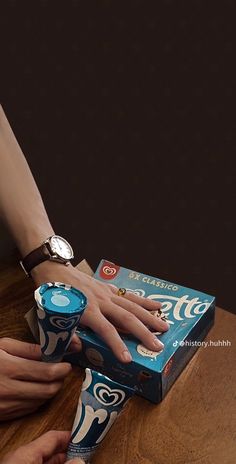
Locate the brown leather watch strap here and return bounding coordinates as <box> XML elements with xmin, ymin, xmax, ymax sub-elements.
<box><xmin>20</xmin><ymin>244</ymin><xmax>51</xmax><ymax>277</ymax></box>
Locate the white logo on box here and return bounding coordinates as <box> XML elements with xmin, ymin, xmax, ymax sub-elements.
<box><xmin>127</xmin><ymin>289</ymin><xmax>211</xmax><ymax>325</ymax></box>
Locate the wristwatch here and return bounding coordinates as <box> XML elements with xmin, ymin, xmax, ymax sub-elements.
<box><xmin>20</xmin><ymin>235</ymin><xmax>74</xmax><ymax>277</ymax></box>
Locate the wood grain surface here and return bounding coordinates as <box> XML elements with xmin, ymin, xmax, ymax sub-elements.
<box><xmin>0</xmin><ymin>263</ymin><xmax>235</xmax><ymax>463</ymax></box>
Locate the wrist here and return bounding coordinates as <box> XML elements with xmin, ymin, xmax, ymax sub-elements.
<box><xmin>18</xmin><ymin>225</ymin><xmax>54</xmax><ymax>257</ymax></box>
<box><xmin>31</xmin><ymin>260</ymin><xmax>74</xmax><ymax>287</ymax></box>
<box><xmin>20</xmin><ymin>233</ymin><xmax>74</xmax><ymax>279</ymax></box>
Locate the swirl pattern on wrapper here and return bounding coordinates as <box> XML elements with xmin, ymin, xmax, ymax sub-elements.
<box><xmin>34</xmin><ymin>282</ymin><xmax>87</xmax><ymax>363</ymax></box>
<box><xmin>67</xmin><ymin>368</ymin><xmax>134</xmax><ymax>462</ymax></box>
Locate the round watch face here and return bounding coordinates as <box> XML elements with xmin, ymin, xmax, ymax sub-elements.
<box><xmin>49</xmin><ymin>235</ymin><xmax>74</xmax><ymax>260</ymax></box>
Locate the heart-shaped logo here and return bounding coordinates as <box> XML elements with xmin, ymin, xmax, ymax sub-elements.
<box><xmin>103</xmin><ymin>266</ymin><xmax>116</xmax><ymax>275</ymax></box>
<box><xmin>50</xmin><ymin>315</ymin><xmax>79</xmax><ymax>329</ymax></box>
<box><xmin>126</xmin><ymin>288</ymin><xmax>146</xmax><ymax>297</ymax></box>
<box><xmin>93</xmin><ymin>383</ymin><xmax>125</xmax><ymax>406</ymax></box>
<box><xmin>99</xmin><ymin>261</ymin><xmax>120</xmax><ymax>280</ymax></box>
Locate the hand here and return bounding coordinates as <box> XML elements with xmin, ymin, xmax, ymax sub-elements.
<box><xmin>0</xmin><ymin>430</ymin><xmax>85</xmax><ymax>464</ymax></box>
<box><xmin>0</xmin><ymin>338</ymin><xmax>73</xmax><ymax>420</ymax></box>
<box><xmin>32</xmin><ymin>262</ymin><xmax>169</xmax><ymax>363</ymax></box>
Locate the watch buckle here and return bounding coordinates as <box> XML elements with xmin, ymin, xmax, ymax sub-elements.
<box><xmin>19</xmin><ymin>260</ymin><xmax>30</xmax><ymax>277</ymax></box>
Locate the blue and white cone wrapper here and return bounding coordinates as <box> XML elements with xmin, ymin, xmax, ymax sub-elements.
<box><xmin>35</xmin><ymin>282</ymin><xmax>87</xmax><ymax>363</ymax></box>
<box><xmin>67</xmin><ymin>368</ymin><xmax>134</xmax><ymax>462</ymax></box>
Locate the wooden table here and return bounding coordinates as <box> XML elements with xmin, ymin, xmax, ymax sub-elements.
<box><xmin>0</xmin><ymin>263</ymin><xmax>235</xmax><ymax>464</ymax></box>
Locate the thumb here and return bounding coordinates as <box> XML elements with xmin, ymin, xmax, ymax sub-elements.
<box><xmin>67</xmin><ymin>334</ymin><xmax>82</xmax><ymax>353</ymax></box>
<box><xmin>65</xmin><ymin>459</ymin><xmax>85</xmax><ymax>463</ymax></box>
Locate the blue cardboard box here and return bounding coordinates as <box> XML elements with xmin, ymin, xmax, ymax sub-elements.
<box><xmin>71</xmin><ymin>260</ymin><xmax>215</xmax><ymax>403</ymax></box>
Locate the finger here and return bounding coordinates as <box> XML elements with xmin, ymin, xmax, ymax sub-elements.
<box><xmin>45</xmin><ymin>452</ymin><xmax>67</xmax><ymax>464</ymax></box>
<box><xmin>65</xmin><ymin>459</ymin><xmax>85</xmax><ymax>463</ymax></box>
<box><xmin>107</xmin><ymin>283</ymin><xmax>118</xmax><ymax>291</ymax></box>
<box><xmin>112</xmin><ymin>288</ymin><xmax>163</xmax><ymax>311</ymax></box>
<box><xmin>29</xmin><ymin>431</ymin><xmax>71</xmax><ymax>459</ymax></box>
<box><xmin>0</xmin><ymin>338</ymin><xmax>42</xmax><ymax>360</ymax></box>
<box><xmin>67</xmin><ymin>334</ymin><xmax>82</xmax><ymax>353</ymax></box>
<box><xmin>111</xmin><ymin>295</ymin><xmax>169</xmax><ymax>332</ymax></box>
<box><xmin>104</xmin><ymin>302</ymin><xmax>164</xmax><ymax>351</ymax></box>
<box><xmin>4</xmin><ymin>378</ymin><xmax>64</xmax><ymax>400</ymax></box>
<box><xmin>83</xmin><ymin>308</ymin><xmax>132</xmax><ymax>363</ymax></box>
<box><xmin>11</xmin><ymin>357</ymin><xmax>72</xmax><ymax>382</ymax></box>
<box><xmin>0</xmin><ymin>399</ymin><xmax>45</xmax><ymax>421</ymax></box>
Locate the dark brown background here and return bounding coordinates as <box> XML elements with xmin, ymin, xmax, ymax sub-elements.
<box><xmin>0</xmin><ymin>1</ymin><xmax>235</xmax><ymax>312</ymax></box>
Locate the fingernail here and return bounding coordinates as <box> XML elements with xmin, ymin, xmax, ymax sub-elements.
<box><xmin>122</xmin><ymin>350</ymin><xmax>132</xmax><ymax>362</ymax></box>
<box><xmin>72</xmin><ymin>339</ymin><xmax>82</xmax><ymax>350</ymax></box>
<box><xmin>157</xmin><ymin>317</ymin><xmax>169</xmax><ymax>327</ymax></box>
<box><xmin>74</xmin><ymin>337</ymin><xmax>82</xmax><ymax>345</ymax></box>
<box><xmin>153</xmin><ymin>338</ymin><xmax>164</xmax><ymax>350</ymax></box>
<box><xmin>162</xmin><ymin>320</ymin><xmax>170</xmax><ymax>330</ymax></box>
<box><xmin>74</xmin><ymin>344</ymin><xmax>82</xmax><ymax>352</ymax></box>
<box><xmin>67</xmin><ymin>459</ymin><xmax>84</xmax><ymax>463</ymax></box>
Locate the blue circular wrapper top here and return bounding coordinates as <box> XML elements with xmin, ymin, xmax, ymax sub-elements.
<box><xmin>35</xmin><ymin>282</ymin><xmax>87</xmax><ymax>363</ymax></box>
<box><xmin>37</xmin><ymin>283</ymin><xmax>87</xmax><ymax>315</ymax></box>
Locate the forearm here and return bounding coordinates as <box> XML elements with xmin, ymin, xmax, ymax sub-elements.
<box><xmin>0</xmin><ymin>105</ymin><xmax>54</xmax><ymax>257</ymax></box>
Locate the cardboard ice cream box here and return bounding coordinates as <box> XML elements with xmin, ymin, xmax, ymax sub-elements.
<box><xmin>67</xmin><ymin>259</ymin><xmax>215</xmax><ymax>403</ymax></box>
